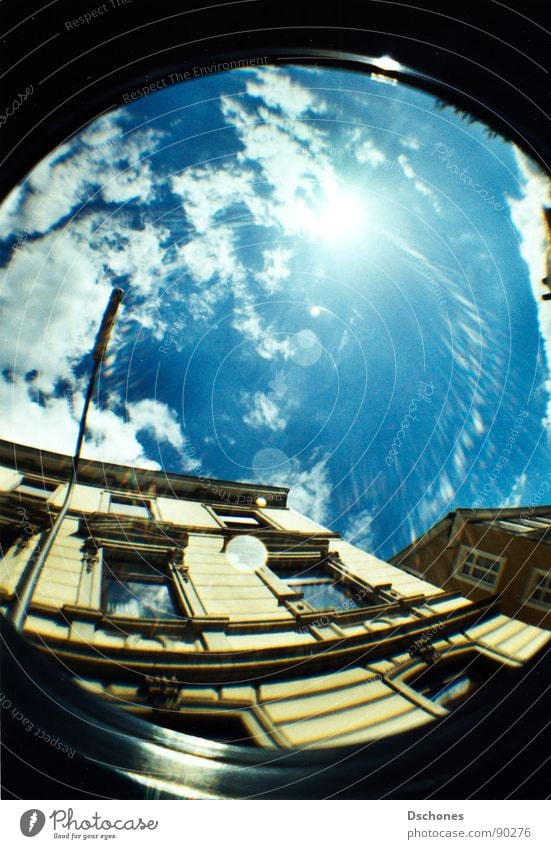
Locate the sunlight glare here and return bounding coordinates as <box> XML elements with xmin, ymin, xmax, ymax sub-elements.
<box><xmin>307</xmin><ymin>189</ymin><xmax>366</xmax><ymax>244</ymax></box>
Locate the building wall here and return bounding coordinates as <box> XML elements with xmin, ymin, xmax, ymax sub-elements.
<box><xmin>393</xmin><ymin>522</ymin><xmax>551</xmax><ymax>629</ymax></box>
<box><xmin>2</xmin><ymin>447</ymin><xmax>550</xmax><ymax>751</ymax></box>
<box><xmin>455</xmin><ymin>524</ymin><xmax>551</xmax><ymax>629</ymax></box>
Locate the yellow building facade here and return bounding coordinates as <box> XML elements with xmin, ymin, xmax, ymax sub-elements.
<box><xmin>1</xmin><ymin>439</ymin><xmax>549</xmax><ymax>750</ymax></box>
<box><xmin>390</xmin><ymin>507</ymin><xmax>551</xmax><ymax>630</ymax></box>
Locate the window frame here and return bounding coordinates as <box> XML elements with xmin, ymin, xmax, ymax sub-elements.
<box><xmin>267</xmin><ymin>555</ymin><xmax>373</xmax><ymax>612</ymax></box>
<box><xmin>12</xmin><ymin>474</ymin><xmax>59</xmax><ymax>500</ymax></box>
<box><xmin>208</xmin><ymin>504</ymin><xmax>272</xmax><ymax>531</ymax></box>
<box><xmin>454</xmin><ymin>544</ymin><xmax>506</xmax><ymax>590</ymax></box>
<box><xmin>108</xmin><ymin>492</ymin><xmax>153</xmax><ymax>520</ymax></box>
<box><xmin>525</xmin><ymin>568</ymin><xmax>551</xmax><ymax>611</ymax></box>
<box><xmin>100</xmin><ymin>544</ymin><xmax>187</xmax><ymax>620</ymax></box>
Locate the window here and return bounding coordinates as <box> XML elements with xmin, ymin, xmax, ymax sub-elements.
<box><xmin>102</xmin><ymin>548</ymin><xmax>181</xmax><ymax>619</ymax></box>
<box><xmin>270</xmin><ymin>560</ymin><xmax>367</xmax><ymax>611</ymax></box>
<box><xmin>109</xmin><ymin>493</ymin><xmax>151</xmax><ymax>519</ymax></box>
<box><xmin>211</xmin><ymin>506</ymin><xmax>268</xmax><ymax>530</ymax></box>
<box><xmin>526</xmin><ymin>569</ymin><xmax>551</xmax><ymax>610</ymax></box>
<box><xmin>456</xmin><ymin>546</ymin><xmax>504</xmax><ymax>588</ymax></box>
<box><xmin>0</xmin><ymin>523</ymin><xmax>20</xmax><ymax>557</ymax></box>
<box><xmin>14</xmin><ymin>475</ymin><xmax>58</xmax><ymax>499</ymax></box>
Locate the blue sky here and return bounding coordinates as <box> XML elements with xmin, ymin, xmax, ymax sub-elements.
<box><xmin>0</xmin><ymin>63</ymin><xmax>550</xmax><ymax>558</ymax></box>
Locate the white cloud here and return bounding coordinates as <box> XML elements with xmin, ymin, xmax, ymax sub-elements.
<box><xmin>99</xmin><ymin>220</ymin><xmax>171</xmax><ymax>296</ymax></box>
<box><xmin>0</xmin><ymin>69</ymin><xmax>343</xmax><ymax>489</ymax></box>
<box><xmin>398</xmin><ymin>153</ymin><xmax>416</xmax><ymax>180</ymax></box>
<box><xmin>254</xmin><ymin>454</ymin><xmax>332</xmax><ymax>525</ymax></box>
<box><xmin>342</xmin><ymin>507</ymin><xmax>375</xmax><ymax>552</ymax></box>
<box><xmin>508</xmin><ymin>149</ymin><xmax>551</xmax><ymax>429</ymax></box>
<box><xmin>0</xmin><ymin>183</ymin><xmax>27</xmax><ymax>241</ymax></box>
<box><xmin>0</xmin><ymin>231</ymin><xmax>111</xmax><ymax>392</ymax></box>
<box><xmin>219</xmin><ymin>73</ymin><xmax>338</xmax><ymax>238</ymax></box>
<box><xmin>0</xmin><ymin>380</ymin><xmax>80</xmax><ymax>454</ymax></box>
<box><xmin>0</xmin><ymin>377</ymin><xmax>197</xmax><ymax>471</ymax></box>
<box><xmin>232</xmin><ymin>304</ymin><xmax>293</xmax><ymax>361</ymax></box>
<box><xmin>0</xmin><ymin>108</ymin><xmax>190</xmax><ymax>470</ymax></box>
<box><xmin>0</xmin><ymin>202</ymin><xmax>178</xmax><ymax>392</ymax></box>
<box><xmin>242</xmin><ymin>391</ymin><xmax>288</xmax><ymax>432</ymax></box>
<box><xmin>285</xmin><ymin>458</ymin><xmax>332</xmax><ymax>525</ymax></box>
<box><xmin>257</xmin><ymin>246</ymin><xmax>292</xmax><ymax>293</ymax></box>
<box><xmin>399</xmin><ymin>137</ymin><xmax>421</xmax><ymax>151</ymax></box>
<box><xmin>171</xmin><ymin>164</ymin><xmax>258</xmax><ymax>235</ymax></box>
<box><xmin>126</xmin><ymin>398</ymin><xmax>186</xmax><ymax>454</ymax></box>
<box><xmin>354</xmin><ymin>139</ymin><xmax>387</xmax><ymax>167</ymax></box>
<box><xmin>244</xmin><ymin>66</ymin><xmax>325</xmax><ymax>118</ymax></box>
<box><xmin>177</xmin><ymin>225</ymin><xmax>244</xmax><ymax>289</ymax></box>
<box><xmin>81</xmin><ymin>404</ymin><xmax>161</xmax><ymax>467</ymax></box>
<box><xmin>0</xmin><ymin>380</ymin><xmax>153</xmax><ymax>468</ymax></box>
<box><xmin>0</xmin><ymin>113</ymin><xmax>163</xmax><ymax>239</ymax></box>
<box><xmin>168</xmin><ymin>68</ymin><xmax>342</xmax><ymax>364</ymax></box>
<box><xmin>397</xmin><ymin>153</ymin><xmax>440</xmax><ymax>211</ymax></box>
<box><xmin>505</xmin><ymin>471</ymin><xmax>528</xmax><ymax>507</ymax></box>
<box><xmin>85</xmin><ymin>396</ymin><xmax>197</xmax><ymax>470</ymax></box>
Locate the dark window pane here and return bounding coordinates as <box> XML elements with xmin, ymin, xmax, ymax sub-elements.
<box><xmin>296</xmin><ymin>580</ymin><xmax>364</xmax><ymax>610</ymax></box>
<box><xmin>104</xmin><ymin>554</ymin><xmax>164</xmax><ymax>579</ymax></box>
<box><xmin>272</xmin><ymin>563</ymin><xmax>369</xmax><ymax>610</ymax></box>
<box><xmin>16</xmin><ymin>477</ymin><xmax>58</xmax><ymax>498</ymax></box>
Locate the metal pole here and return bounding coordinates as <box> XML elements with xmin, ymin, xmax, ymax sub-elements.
<box><xmin>8</xmin><ymin>288</ymin><xmax>124</xmax><ymax>631</ymax></box>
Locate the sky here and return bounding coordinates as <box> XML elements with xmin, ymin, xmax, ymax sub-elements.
<box><xmin>0</xmin><ymin>62</ymin><xmax>550</xmax><ymax>559</ymax></box>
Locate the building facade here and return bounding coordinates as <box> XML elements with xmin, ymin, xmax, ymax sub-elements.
<box><xmin>390</xmin><ymin>506</ymin><xmax>551</xmax><ymax>630</ymax></box>
<box><xmin>1</xmin><ymin>440</ymin><xmax>549</xmax><ymax>750</ymax></box>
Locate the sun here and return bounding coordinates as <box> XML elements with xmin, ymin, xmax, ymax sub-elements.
<box><xmin>307</xmin><ymin>188</ymin><xmax>366</xmax><ymax>243</ymax></box>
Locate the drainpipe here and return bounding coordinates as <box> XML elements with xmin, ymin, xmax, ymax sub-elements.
<box><xmin>8</xmin><ymin>288</ymin><xmax>124</xmax><ymax>631</ymax></box>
